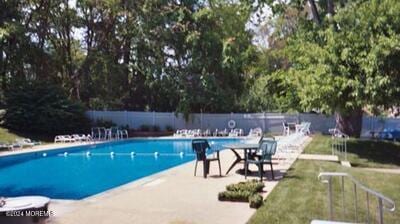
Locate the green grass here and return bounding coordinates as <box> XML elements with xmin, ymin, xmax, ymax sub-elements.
<box><xmin>303</xmin><ymin>134</ymin><xmax>400</xmax><ymax>169</ymax></box>
<box><xmin>0</xmin><ymin>127</ymin><xmax>51</xmax><ymax>144</ymax></box>
<box><xmin>0</xmin><ymin>127</ymin><xmax>25</xmax><ymax>143</ymax></box>
<box><xmin>248</xmin><ymin>160</ymin><xmax>400</xmax><ymax>224</ymax></box>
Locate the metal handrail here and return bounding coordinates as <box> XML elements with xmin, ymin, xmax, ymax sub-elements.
<box><xmin>329</xmin><ymin>128</ymin><xmax>349</xmax><ymax>161</ymax></box>
<box><xmin>318</xmin><ymin>172</ymin><xmax>395</xmax><ymax>224</ymax></box>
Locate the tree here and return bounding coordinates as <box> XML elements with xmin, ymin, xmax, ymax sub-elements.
<box><xmin>286</xmin><ymin>0</ymin><xmax>400</xmax><ymax>136</ymax></box>
<box><xmin>4</xmin><ymin>80</ymin><xmax>89</xmax><ymax>135</ymax></box>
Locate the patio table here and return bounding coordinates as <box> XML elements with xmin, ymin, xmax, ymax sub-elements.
<box><xmin>223</xmin><ymin>143</ymin><xmax>259</xmax><ymax>175</ymax></box>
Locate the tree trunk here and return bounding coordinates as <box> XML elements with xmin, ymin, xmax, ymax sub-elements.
<box><xmin>308</xmin><ymin>0</ymin><xmax>321</xmax><ymax>25</ymax></box>
<box><xmin>327</xmin><ymin>0</ymin><xmax>335</xmax><ymax>16</ymax></box>
<box><xmin>335</xmin><ymin>108</ymin><xmax>363</xmax><ymax>138</ymax></box>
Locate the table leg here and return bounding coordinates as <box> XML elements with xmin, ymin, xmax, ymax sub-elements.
<box><xmin>244</xmin><ymin>148</ymin><xmax>248</xmax><ymax>170</ymax></box>
<box><xmin>225</xmin><ymin>148</ymin><xmax>243</xmax><ymax>175</ymax></box>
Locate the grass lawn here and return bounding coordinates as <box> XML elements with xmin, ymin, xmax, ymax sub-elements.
<box><xmin>303</xmin><ymin>134</ymin><xmax>400</xmax><ymax>169</ymax></box>
<box><xmin>0</xmin><ymin>127</ymin><xmax>51</xmax><ymax>144</ymax></box>
<box><xmin>248</xmin><ymin>160</ymin><xmax>400</xmax><ymax>224</ymax></box>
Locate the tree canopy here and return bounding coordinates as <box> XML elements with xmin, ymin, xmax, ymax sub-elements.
<box><xmin>2</xmin><ymin>0</ymin><xmax>400</xmax><ymax>137</ymax></box>
<box><xmin>0</xmin><ymin>0</ymin><xmax>256</xmax><ymax>117</ymax></box>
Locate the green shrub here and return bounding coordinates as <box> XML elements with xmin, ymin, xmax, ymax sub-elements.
<box><xmin>151</xmin><ymin>125</ymin><xmax>160</xmax><ymax>132</ymax></box>
<box><xmin>139</xmin><ymin>124</ymin><xmax>151</xmax><ymax>131</ymax></box>
<box><xmin>218</xmin><ymin>180</ymin><xmax>265</xmax><ymax>208</ymax></box>
<box><xmin>165</xmin><ymin>125</ymin><xmax>174</xmax><ymax>132</ymax></box>
<box><xmin>218</xmin><ymin>190</ymin><xmax>253</xmax><ymax>202</ymax></box>
<box><xmin>248</xmin><ymin>194</ymin><xmax>263</xmax><ymax>208</ymax></box>
<box><xmin>119</xmin><ymin>125</ymin><xmax>129</xmax><ymax>130</ymax></box>
<box><xmin>226</xmin><ymin>180</ymin><xmax>264</xmax><ymax>193</ymax></box>
<box><xmin>4</xmin><ymin>81</ymin><xmax>89</xmax><ymax>135</ymax></box>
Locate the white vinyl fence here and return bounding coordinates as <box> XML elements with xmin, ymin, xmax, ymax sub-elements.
<box><xmin>86</xmin><ymin>110</ymin><xmax>400</xmax><ymax>136</ymax></box>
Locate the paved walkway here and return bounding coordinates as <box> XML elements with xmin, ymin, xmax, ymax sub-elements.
<box><xmin>357</xmin><ymin>167</ymin><xmax>400</xmax><ymax>174</ymax></box>
<box><xmin>49</xmin><ymin>136</ymin><xmax>312</xmax><ymax>224</ymax></box>
<box><xmin>298</xmin><ymin>154</ymin><xmax>339</xmax><ymax>162</ymax></box>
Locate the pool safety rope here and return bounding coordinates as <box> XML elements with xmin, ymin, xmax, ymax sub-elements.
<box><xmin>57</xmin><ymin>151</ymin><xmax>194</xmax><ymax>157</ymax></box>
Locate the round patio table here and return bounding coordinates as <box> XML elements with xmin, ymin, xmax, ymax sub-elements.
<box><xmin>223</xmin><ymin>143</ymin><xmax>259</xmax><ymax>175</ymax></box>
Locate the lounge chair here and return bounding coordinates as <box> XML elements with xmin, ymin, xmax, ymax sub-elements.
<box><xmin>54</xmin><ymin>135</ymin><xmax>74</xmax><ymax>143</ymax></box>
<box><xmin>245</xmin><ymin>139</ymin><xmax>277</xmax><ymax>181</ymax></box>
<box><xmin>192</xmin><ymin>139</ymin><xmax>221</xmax><ymax>178</ymax></box>
<box><xmin>16</xmin><ymin>138</ymin><xmax>40</xmax><ymax>147</ymax></box>
<box><xmin>248</xmin><ymin>127</ymin><xmax>263</xmax><ymax>137</ymax></box>
<box><xmin>218</xmin><ymin>128</ymin><xmax>228</xmax><ymax>136</ymax></box>
<box><xmin>72</xmin><ymin>134</ymin><xmax>89</xmax><ymax>142</ymax></box>
<box><xmin>0</xmin><ymin>142</ymin><xmax>13</xmax><ymax>151</ymax></box>
<box><xmin>202</xmin><ymin>129</ymin><xmax>211</xmax><ymax>137</ymax></box>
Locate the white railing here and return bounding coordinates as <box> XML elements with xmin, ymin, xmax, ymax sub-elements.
<box><xmin>318</xmin><ymin>172</ymin><xmax>395</xmax><ymax>224</ymax></box>
<box><xmin>329</xmin><ymin>128</ymin><xmax>349</xmax><ymax>161</ymax></box>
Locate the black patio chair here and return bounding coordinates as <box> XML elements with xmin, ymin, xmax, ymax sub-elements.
<box><xmin>192</xmin><ymin>139</ymin><xmax>221</xmax><ymax>178</ymax></box>
<box><xmin>245</xmin><ymin>139</ymin><xmax>277</xmax><ymax>181</ymax></box>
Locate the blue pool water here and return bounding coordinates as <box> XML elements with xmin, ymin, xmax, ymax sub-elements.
<box><xmin>0</xmin><ymin>138</ymin><xmax>241</xmax><ymax>199</ymax></box>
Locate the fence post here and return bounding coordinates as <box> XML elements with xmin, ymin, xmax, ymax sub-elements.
<box><xmin>152</xmin><ymin>111</ymin><xmax>156</xmax><ymax>126</ymax></box>
<box><xmin>172</xmin><ymin>112</ymin><xmax>176</xmax><ymax>130</ymax></box>
<box><xmin>124</xmin><ymin>110</ymin><xmax>128</xmax><ymax>127</ymax></box>
<box><xmin>200</xmin><ymin>111</ymin><xmax>203</xmax><ymax>130</ymax></box>
<box><xmin>263</xmin><ymin>112</ymin><xmax>267</xmax><ymax>133</ymax></box>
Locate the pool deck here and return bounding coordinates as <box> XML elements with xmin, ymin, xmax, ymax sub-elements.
<box><xmin>48</xmin><ymin>136</ymin><xmax>312</xmax><ymax>224</ymax></box>
<box><xmin>0</xmin><ymin>142</ymin><xmax>96</xmax><ymax>157</ymax></box>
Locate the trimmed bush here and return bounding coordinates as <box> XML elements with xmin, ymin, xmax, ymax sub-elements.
<box><xmin>139</xmin><ymin>124</ymin><xmax>151</xmax><ymax>131</ymax></box>
<box><xmin>165</xmin><ymin>125</ymin><xmax>174</xmax><ymax>132</ymax></box>
<box><xmin>226</xmin><ymin>180</ymin><xmax>264</xmax><ymax>193</ymax></box>
<box><xmin>4</xmin><ymin>81</ymin><xmax>89</xmax><ymax>135</ymax></box>
<box><xmin>218</xmin><ymin>190</ymin><xmax>253</xmax><ymax>202</ymax></box>
<box><xmin>249</xmin><ymin>194</ymin><xmax>263</xmax><ymax>208</ymax></box>
<box><xmin>218</xmin><ymin>180</ymin><xmax>265</xmax><ymax>209</ymax></box>
<box><xmin>151</xmin><ymin>125</ymin><xmax>160</xmax><ymax>132</ymax></box>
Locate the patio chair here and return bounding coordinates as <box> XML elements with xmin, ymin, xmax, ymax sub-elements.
<box><xmin>192</xmin><ymin>139</ymin><xmax>221</xmax><ymax>178</ymax></box>
<box><xmin>245</xmin><ymin>139</ymin><xmax>277</xmax><ymax>181</ymax></box>
<box><xmin>282</xmin><ymin>122</ymin><xmax>290</xmax><ymax>136</ymax></box>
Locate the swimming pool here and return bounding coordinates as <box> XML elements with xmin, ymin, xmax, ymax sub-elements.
<box><xmin>0</xmin><ymin>138</ymin><xmax>242</xmax><ymax>200</ymax></box>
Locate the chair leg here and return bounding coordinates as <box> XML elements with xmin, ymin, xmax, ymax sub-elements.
<box><xmin>203</xmin><ymin>160</ymin><xmax>209</xmax><ymax>178</ymax></box>
<box><xmin>245</xmin><ymin>162</ymin><xmax>248</xmax><ymax>179</ymax></box>
<box><xmin>258</xmin><ymin>164</ymin><xmax>263</xmax><ymax>181</ymax></box>
<box><xmin>218</xmin><ymin>159</ymin><xmax>222</xmax><ymax>176</ymax></box>
<box><xmin>270</xmin><ymin>162</ymin><xmax>274</xmax><ymax>180</ymax></box>
<box><xmin>194</xmin><ymin>161</ymin><xmax>198</xmax><ymax>176</ymax></box>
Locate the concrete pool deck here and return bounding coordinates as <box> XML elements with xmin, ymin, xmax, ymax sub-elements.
<box><xmin>48</xmin><ymin>136</ymin><xmax>312</xmax><ymax>224</ymax></box>
<box><xmin>0</xmin><ymin>142</ymin><xmax>95</xmax><ymax>157</ymax></box>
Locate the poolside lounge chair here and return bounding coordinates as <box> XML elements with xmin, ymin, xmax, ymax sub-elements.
<box><xmin>248</xmin><ymin>127</ymin><xmax>263</xmax><ymax>137</ymax></box>
<box><xmin>202</xmin><ymin>129</ymin><xmax>211</xmax><ymax>137</ymax></box>
<box><xmin>118</xmin><ymin>129</ymin><xmax>129</xmax><ymax>139</ymax></box>
<box><xmin>296</xmin><ymin>122</ymin><xmax>311</xmax><ymax>135</ymax></box>
<box><xmin>245</xmin><ymin>139</ymin><xmax>277</xmax><ymax>181</ymax></box>
<box><xmin>218</xmin><ymin>128</ymin><xmax>229</xmax><ymax>136</ymax></box>
<box><xmin>229</xmin><ymin>128</ymin><xmax>243</xmax><ymax>137</ymax></box>
<box><xmin>54</xmin><ymin>135</ymin><xmax>74</xmax><ymax>143</ymax></box>
<box><xmin>0</xmin><ymin>142</ymin><xmax>13</xmax><ymax>151</ymax></box>
<box><xmin>192</xmin><ymin>139</ymin><xmax>221</xmax><ymax>178</ymax></box>
<box><xmin>16</xmin><ymin>138</ymin><xmax>40</xmax><ymax>147</ymax></box>
<box><xmin>71</xmin><ymin>134</ymin><xmax>90</xmax><ymax>142</ymax></box>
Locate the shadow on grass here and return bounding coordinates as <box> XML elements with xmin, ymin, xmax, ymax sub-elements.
<box><xmin>347</xmin><ymin>140</ymin><xmax>400</xmax><ymax>167</ymax></box>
